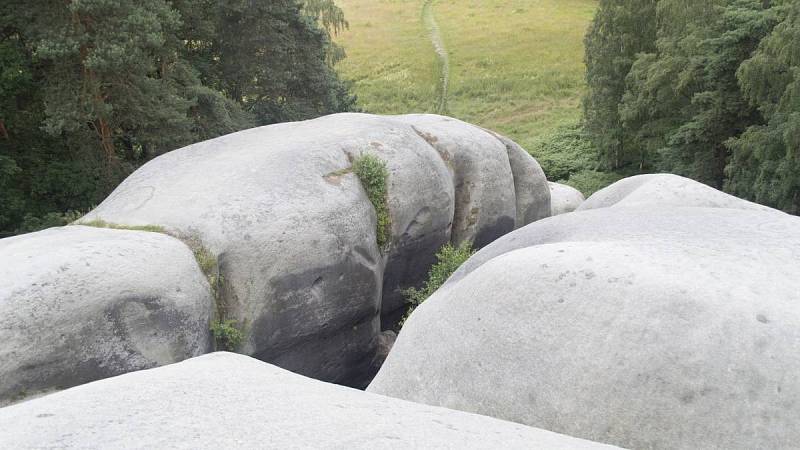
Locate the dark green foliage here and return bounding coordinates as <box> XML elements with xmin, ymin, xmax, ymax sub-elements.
<box><xmin>583</xmin><ymin>0</ymin><xmax>658</xmax><ymax>170</ymax></box>
<box><xmin>210</xmin><ymin>319</ymin><xmax>244</xmax><ymax>352</ymax></box>
<box><xmin>304</xmin><ymin>0</ymin><xmax>349</xmax><ymax>35</ymax></box>
<box><xmin>173</xmin><ymin>0</ymin><xmax>355</xmax><ymax>126</ymax></box>
<box><xmin>402</xmin><ymin>242</ymin><xmax>474</xmax><ymax>324</ymax></box>
<box><xmin>303</xmin><ymin>0</ymin><xmax>349</xmax><ymax>64</ymax></box>
<box><xmin>0</xmin><ymin>0</ymin><xmax>355</xmax><ymax>235</ymax></box>
<box><xmin>528</xmin><ymin>122</ymin><xmax>599</xmax><ymax>182</ymax></box>
<box><xmin>619</xmin><ymin>0</ymin><xmax>776</xmax><ymax>187</ymax></box>
<box><xmin>727</xmin><ymin>1</ymin><xmax>800</xmax><ymax>213</ymax></box>
<box><xmin>17</xmin><ymin>210</ymin><xmax>84</xmax><ymax>235</ymax></box>
<box><xmin>526</xmin><ymin>121</ymin><xmax>623</xmax><ymax>196</ymax></box>
<box><xmin>564</xmin><ymin>170</ymin><xmax>626</xmax><ymax>197</ymax></box>
<box><xmin>352</xmin><ymin>154</ymin><xmax>391</xmax><ymax>249</ymax></box>
<box><xmin>582</xmin><ymin>0</ymin><xmax>799</xmax><ymax>212</ymax></box>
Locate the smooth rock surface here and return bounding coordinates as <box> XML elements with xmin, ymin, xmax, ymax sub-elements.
<box><xmin>0</xmin><ymin>226</ymin><xmax>212</xmax><ymax>405</ymax></box>
<box><xmin>370</xmin><ymin>205</ymin><xmax>800</xmax><ymax>449</ymax></box>
<box><xmin>369</xmin><ymin>115</ymin><xmax>455</xmax><ymax>329</ymax></box>
<box><xmin>394</xmin><ymin>114</ymin><xmax>518</xmax><ymax>247</ymax></box>
<box><xmin>81</xmin><ymin>113</ymin><xmax>549</xmax><ymax>385</ymax></box>
<box><xmin>549</xmin><ymin>182</ymin><xmax>584</xmax><ymax>215</ymax></box>
<box><xmin>0</xmin><ymin>352</ymin><xmax>619</xmax><ymax>449</ymax></box>
<box><xmin>577</xmin><ymin>173</ymin><xmax>776</xmax><ymax>212</ymax></box>
<box><xmin>495</xmin><ymin>133</ymin><xmax>552</xmax><ymax>225</ymax></box>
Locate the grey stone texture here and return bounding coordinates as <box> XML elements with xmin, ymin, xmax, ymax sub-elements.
<box><xmin>0</xmin><ymin>352</ymin><xmax>619</xmax><ymax>449</ymax></box>
<box><xmin>0</xmin><ymin>226</ymin><xmax>212</xmax><ymax>405</ymax></box>
<box><xmin>370</xmin><ymin>189</ymin><xmax>800</xmax><ymax>449</ymax></box>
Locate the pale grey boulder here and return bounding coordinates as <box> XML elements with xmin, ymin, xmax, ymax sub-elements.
<box><xmin>369</xmin><ymin>206</ymin><xmax>800</xmax><ymax>449</ymax></box>
<box><xmin>366</xmin><ymin>116</ymin><xmax>455</xmax><ymax>329</ymax></box>
<box><xmin>395</xmin><ymin>114</ymin><xmax>520</xmax><ymax>247</ymax></box>
<box><xmin>549</xmin><ymin>182</ymin><xmax>584</xmax><ymax>215</ymax></box>
<box><xmin>79</xmin><ymin>113</ymin><xmax>548</xmax><ymax>385</ymax></box>
<box><xmin>0</xmin><ymin>352</ymin><xmax>618</xmax><ymax>449</ymax></box>
<box><xmin>381</xmin><ymin>114</ymin><xmax>549</xmax><ymax>326</ymax></box>
<box><xmin>0</xmin><ymin>226</ymin><xmax>212</xmax><ymax>405</ymax></box>
<box><xmin>577</xmin><ymin>173</ymin><xmax>776</xmax><ymax>212</ymax></box>
<box><xmin>82</xmin><ymin>114</ymin><xmax>388</xmax><ymax>387</ymax></box>
<box><xmin>497</xmin><ymin>134</ymin><xmax>552</xmax><ymax>225</ymax></box>
<box><xmin>446</xmin><ymin>185</ymin><xmax>786</xmax><ymax>291</ymax></box>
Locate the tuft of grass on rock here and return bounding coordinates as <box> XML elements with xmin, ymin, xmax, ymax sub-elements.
<box><xmin>402</xmin><ymin>242</ymin><xmax>474</xmax><ymax>325</ymax></box>
<box><xmin>190</xmin><ymin>244</ymin><xmax>217</xmax><ymax>279</ymax></box>
<box><xmin>352</xmin><ymin>153</ymin><xmax>391</xmax><ymax>250</ymax></box>
<box><xmin>179</xmin><ymin>236</ymin><xmax>243</xmax><ymax>352</ymax></box>
<box><xmin>77</xmin><ymin>219</ymin><xmax>166</xmax><ymax>234</ymax></box>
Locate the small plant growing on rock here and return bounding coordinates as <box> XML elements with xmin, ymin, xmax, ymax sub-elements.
<box><xmin>210</xmin><ymin>319</ymin><xmax>243</xmax><ymax>351</ymax></box>
<box><xmin>187</xmin><ymin>242</ymin><xmax>243</xmax><ymax>353</ymax></box>
<box><xmin>402</xmin><ymin>242</ymin><xmax>474</xmax><ymax>325</ymax></box>
<box><xmin>352</xmin><ymin>153</ymin><xmax>391</xmax><ymax>249</ymax></box>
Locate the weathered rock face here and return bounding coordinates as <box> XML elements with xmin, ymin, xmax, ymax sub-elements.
<box><xmin>577</xmin><ymin>173</ymin><xmax>775</xmax><ymax>212</ymax></box>
<box><xmin>495</xmin><ymin>134</ymin><xmax>552</xmax><ymax>226</ymax></box>
<box><xmin>394</xmin><ymin>114</ymin><xmax>550</xmax><ymax>247</ymax></box>
<box><xmin>379</xmin><ymin>114</ymin><xmax>550</xmax><ymax>327</ymax></box>
<box><xmin>0</xmin><ymin>226</ymin><xmax>212</xmax><ymax>405</ymax></box>
<box><xmin>548</xmin><ymin>182</ymin><xmax>584</xmax><ymax>215</ymax></box>
<box><xmin>78</xmin><ymin>113</ymin><xmax>549</xmax><ymax>386</ymax></box>
<box><xmin>0</xmin><ymin>352</ymin><xmax>618</xmax><ymax>449</ymax></box>
<box><xmin>369</xmin><ymin>205</ymin><xmax>800</xmax><ymax>449</ymax></box>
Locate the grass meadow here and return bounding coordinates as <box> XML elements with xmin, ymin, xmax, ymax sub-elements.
<box><xmin>334</xmin><ymin>0</ymin><xmax>597</xmax><ymax>154</ymax></box>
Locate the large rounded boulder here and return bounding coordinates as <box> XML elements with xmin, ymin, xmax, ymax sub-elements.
<box><xmin>79</xmin><ymin>113</ymin><xmax>550</xmax><ymax>386</ymax></box>
<box><xmin>548</xmin><ymin>182</ymin><xmax>584</xmax><ymax>215</ymax></box>
<box><xmin>378</xmin><ymin>114</ymin><xmax>550</xmax><ymax>326</ymax></box>
<box><xmin>0</xmin><ymin>226</ymin><xmax>212</xmax><ymax>405</ymax></box>
<box><xmin>577</xmin><ymin>173</ymin><xmax>775</xmax><ymax>212</ymax></box>
<box><xmin>369</xmin><ymin>203</ymin><xmax>800</xmax><ymax>449</ymax></box>
<box><xmin>0</xmin><ymin>352</ymin><xmax>619</xmax><ymax>449</ymax></box>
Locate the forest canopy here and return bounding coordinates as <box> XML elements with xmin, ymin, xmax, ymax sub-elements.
<box><xmin>0</xmin><ymin>0</ymin><xmax>355</xmax><ymax>235</ymax></box>
<box><xmin>583</xmin><ymin>0</ymin><xmax>800</xmax><ymax>213</ymax></box>
<box><xmin>4</xmin><ymin>0</ymin><xmax>800</xmax><ymax>236</ymax></box>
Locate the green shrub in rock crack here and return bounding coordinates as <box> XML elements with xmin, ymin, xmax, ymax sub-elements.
<box><xmin>210</xmin><ymin>319</ymin><xmax>244</xmax><ymax>352</ymax></box>
<box><xmin>352</xmin><ymin>153</ymin><xmax>391</xmax><ymax>249</ymax></box>
<box><xmin>402</xmin><ymin>242</ymin><xmax>474</xmax><ymax>325</ymax></box>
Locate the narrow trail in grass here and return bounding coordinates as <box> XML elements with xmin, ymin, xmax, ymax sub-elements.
<box><xmin>422</xmin><ymin>0</ymin><xmax>449</xmax><ymax>114</ymax></box>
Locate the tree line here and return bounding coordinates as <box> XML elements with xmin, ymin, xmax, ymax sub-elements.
<box><xmin>0</xmin><ymin>0</ymin><xmax>355</xmax><ymax>235</ymax></box>
<box><xmin>583</xmin><ymin>0</ymin><xmax>800</xmax><ymax>213</ymax></box>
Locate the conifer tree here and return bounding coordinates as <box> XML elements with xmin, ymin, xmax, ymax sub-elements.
<box><xmin>0</xmin><ymin>0</ymin><xmax>354</xmax><ymax>235</ymax></box>
<box><xmin>727</xmin><ymin>1</ymin><xmax>800</xmax><ymax>212</ymax></box>
<box><xmin>583</xmin><ymin>0</ymin><xmax>658</xmax><ymax>170</ymax></box>
<box><xmin>583</xmin><ymin>0</ymin><xmax>800</xmax><ymax>212</ymax></box>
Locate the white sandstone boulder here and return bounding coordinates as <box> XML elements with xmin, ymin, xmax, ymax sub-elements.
<box><xmin>0</xmin><ymin>226</ymin><xmax>212</xmax><ymax>405</ymax></box>
<box><xmin>548</xmin><ymin>182</ymin><xmax>585</xmax><ymax>215</ymax></box>
<box><xmin>79</xmin><ymin>113</ymin><xmax>549</xmax><ymax>384</ymax></box>
<box><xmin>577</xmin><ymin>173</ymin><xmax>777</xmax><ymax>212</ymax></box>
<box><xmin>0</xmin><ymin>352</ymin><xmax>618</xmax><ymax>449</ymax></box>
<box><xmin>370</xmin><ymin>204</ymin><xmax>800</xmax><ymax>449</ymax></box>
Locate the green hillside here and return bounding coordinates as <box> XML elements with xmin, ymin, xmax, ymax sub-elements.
<box><xmin>334</xmin><ymin>0</ymin><xmax>597</xmax><ymax>153</ymax></box>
